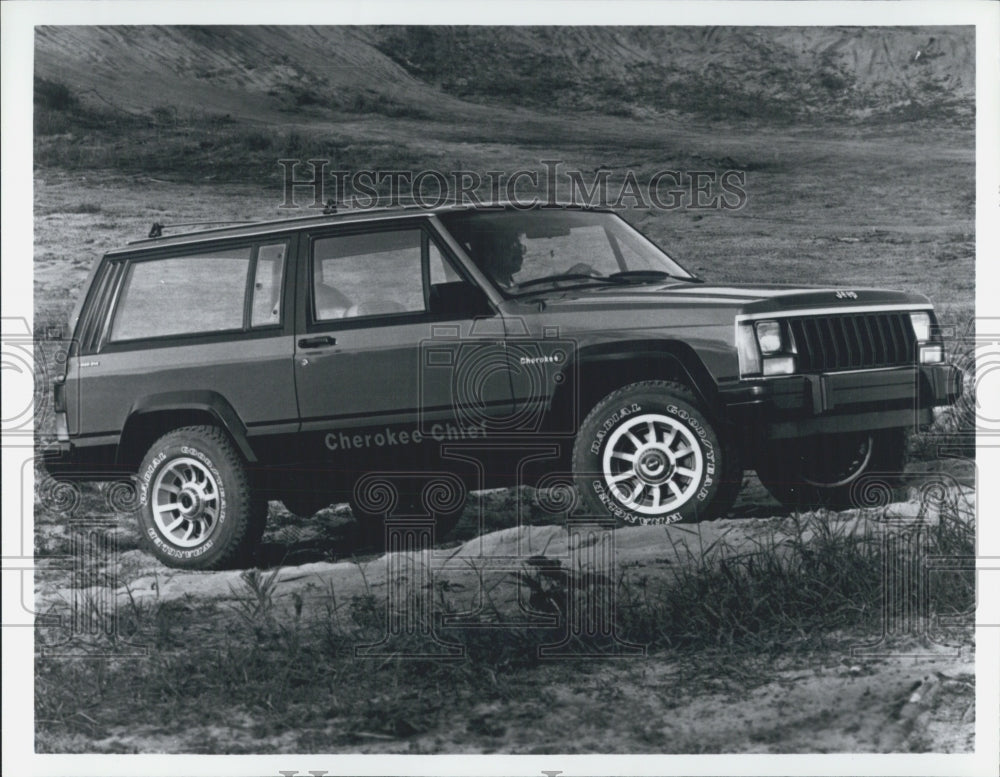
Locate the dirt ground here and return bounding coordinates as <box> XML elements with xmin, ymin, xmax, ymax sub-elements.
<box><xmin>33</xmin><ymin>467</ymin><xmax>976</xmax><ymax>754</ymax></box>
<box><xmin>39</xmin><ymin>646</ymin><xmax>975</xmax><ymax>754</ymax></box>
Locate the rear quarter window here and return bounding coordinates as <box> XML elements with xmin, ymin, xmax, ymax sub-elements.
<box><xmin>110</xmin><ymin>248</ymin><xmax>252</xmax><ymax>341</ymax></box>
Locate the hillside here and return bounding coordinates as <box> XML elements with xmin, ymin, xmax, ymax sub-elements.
<box><xmin>34</xmin><ymin>26</ymin><xmax>460</xmax><ymax>123</ymax></box>
<box><xmin>34</xmin><ymin>25</ymin><xmax>974</xmax><ymax>125</ymax></box>
<box><xmin>370</xmin><ymin>26</ymin><xmax>975</xmax><ymax>122</ymax></box>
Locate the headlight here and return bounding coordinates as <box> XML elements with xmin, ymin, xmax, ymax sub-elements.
<box><xmin>755</xmin><ymin>320</ymin><xmax>783</xmax><ymax>354</ymax></box>
<box><xmin>738</xmin><ymin>320</ymin><xmax>797</xmax><ymax>377</ymax></box>
<box><xmin>909</xmin><ymin>311</ymin><xmax>932</xmax><ymax>341</ymax></box>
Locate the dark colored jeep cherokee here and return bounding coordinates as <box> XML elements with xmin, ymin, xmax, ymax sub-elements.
<box><xmin>44</xmin><ymin>204</ymin><xmax>962</xmax><ymax>569</ymax></box>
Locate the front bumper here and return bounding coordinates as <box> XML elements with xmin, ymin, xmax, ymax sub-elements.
<box><xmin>718</xmin><ymin>363</ymin><xmax>962</xmax><ymax>440</ymax></box>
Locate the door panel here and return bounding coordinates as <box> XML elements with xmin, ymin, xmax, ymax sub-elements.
<box><xmin>294</xmin><ymin>223</ymin><xmax>513</xmax><ymax>438</ymax></box>
<box><xmin>503</xmin><ymin>311</ymin><xmax>578</xmax><ymax>436</ymax></box>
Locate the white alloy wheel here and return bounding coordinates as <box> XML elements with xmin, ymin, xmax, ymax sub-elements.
<box><xmin>601</xmin><ymin>413</ymin><xmax>704</xmax><ymax>515</ymax></box>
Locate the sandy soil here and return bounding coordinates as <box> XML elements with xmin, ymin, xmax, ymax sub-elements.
<box><xmin>45</xmin><ymin>647</ymin><xmax>974</xmax><ymax>754</ymax></box>
<box><xmin>33</xmin><ymin>478</ymin><xmax>976</xmax><ymax>754</ymax></box>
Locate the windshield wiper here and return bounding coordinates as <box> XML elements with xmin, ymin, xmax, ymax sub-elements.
<box><xmin>514</xmin><ymin>272</ymin><xmax>613</xmax><ymax>291</ymax></box>
<box><xmin>607</xmin><ymin>270</ymin><xmax>671</xmax><ymax>282</ymax></box>
<box><xmin>513</xmin><ymin>268</ymin><xmax>702</xmax><ymax>293</ymax></box>
<box><xmin>607</xmin><ymin>270</ymin><xmax>703</xmax><ymax>284</ymax></box>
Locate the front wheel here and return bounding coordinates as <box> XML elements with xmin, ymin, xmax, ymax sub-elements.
<box><xmin>572</xmin><ymin>380</ymin><xmax>742</xmax><ymax>525</ymax></box>
<box><xmin>136</xmin><ymin>425</ymin><xmax>266</xmax><ymax>569</ymax></box>
<box><xmin>755</xmin><ymin>428</ymin><xmax>907</xmax><ymax>510</ymax></box>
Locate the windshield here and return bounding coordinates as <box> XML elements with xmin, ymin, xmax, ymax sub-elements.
<box><xmin>437</xmin><ymin>209</ymin><xmax>694</xmax><ymax>294</ymax></box>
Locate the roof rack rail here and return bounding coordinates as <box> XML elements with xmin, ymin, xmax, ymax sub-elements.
<box><xmin>148</xmin><ymin>220</ymin><xmax>255</xmax><ymax>239</ymax></box>
<box><xmin>134</xmin><ymin>199</ymin><xmax>605</xmax><ymax>245</ymax></box>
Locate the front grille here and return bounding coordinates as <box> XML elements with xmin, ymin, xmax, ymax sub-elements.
<box><xmin>788</xmin><ymin>312</ymin><xmax>916</xmax><ymax>372</ymax></box>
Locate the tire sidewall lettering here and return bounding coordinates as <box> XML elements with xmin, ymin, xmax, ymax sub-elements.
<box><xmin>590</xmin><ymin>402</ymin><xmax>642</xmax><ymax>455</ymax></box>
<box><xmin>145</xmin><ymin>526</ymin><xmax>217</xmax><ymax>559</ymax></box>
<box><xmin>138</xmin><ymin>451</ymin><xmax>167</xmax><ymax>507</ymax></box>
<box><xmin>586</xmin><ymin>395</ymin><xmax>718</xmax><ymax>523</ymax></box>
<box><xmin>141</xmin><ymin>443</ymin><xmax>229</xmax><ymax>558</ymax></box>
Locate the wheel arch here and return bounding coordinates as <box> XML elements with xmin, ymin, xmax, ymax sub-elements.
<box><xmin>117</xmin><ymin>390</ymin><xmax>256</xmax><ymax>469</ymax></box>
<box><xmin>546</xmin><ymin>340</ymin><xmax>721</xmax><ymax>431</ymax></box>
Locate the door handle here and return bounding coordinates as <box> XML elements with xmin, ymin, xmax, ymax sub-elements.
<box><xmin>298</xmin><ymin>335</ymin><xmax>337</xmax><ymax>348</ymax></box>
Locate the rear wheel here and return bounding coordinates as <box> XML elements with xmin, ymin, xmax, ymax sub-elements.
<box><xmin>572</xmin><ymin>380</ymin><xmax>742</xmax><ymax>525</ymax></box>
<box><xmin>755</xmin><ymin>428</ymin><xmax>907</xmax><ymax>510</ymax></box>
<box><xmin>136</xmin><ymin>425</ymin><xmax>266</xmax><ymax>569</ymax></box>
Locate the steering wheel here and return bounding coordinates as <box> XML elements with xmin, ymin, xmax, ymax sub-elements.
<box><xmin>563</xmin><ymin>262</ymin><xmax>598</xmax><ymax>276</ymax></box>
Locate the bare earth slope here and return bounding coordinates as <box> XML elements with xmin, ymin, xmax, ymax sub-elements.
<box><xmin>34</xmin><ymin>26</ymin><xmax>447</xmax><ymax>120</ymax></box>
<box><xmin>35</xmin><ymin>26</ymin><xmax>974</xmax><ymax>123</ymax></box>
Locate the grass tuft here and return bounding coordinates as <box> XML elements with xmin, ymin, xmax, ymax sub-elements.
<box><xmin>35</xmin><ymin>498</ymin><xmax>974</xmax><ymax>751</ymax></box>
<box><xmin>617</xmin><ymin>508</ymin><xmax>973</xmax><ymax>653</ymax></box>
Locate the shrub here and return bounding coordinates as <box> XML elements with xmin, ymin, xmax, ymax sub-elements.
<box><xmin>35</xmin><ymin>78</ymin><xmax>78</xmax><ymax>111</ymax></box>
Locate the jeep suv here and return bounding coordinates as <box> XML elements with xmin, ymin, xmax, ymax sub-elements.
<box><xmin>43</xmin><ymin>204</ymin><xmax>962</xmax><ymax>568</ymax></box>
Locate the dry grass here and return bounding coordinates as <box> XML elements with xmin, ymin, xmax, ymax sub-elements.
<box><xmin>35</xmin><ymin>499</ymin><xmax>974</xmax><ymax>753</ymax></box>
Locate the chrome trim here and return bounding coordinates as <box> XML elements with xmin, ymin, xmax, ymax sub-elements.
<box><xmin>735</xmin><ymin>303</ymin><xmax>932</xmax><ymax>323</ymax></box>
<box><xmin>813</xmin><ymin>365</ymin><xmax>916</xmax><ymax>377</ymax></box>
<box><xmin>759</xmin><ymin>365</ymin><xmax>918</xmax><ymax>380</ymax></box>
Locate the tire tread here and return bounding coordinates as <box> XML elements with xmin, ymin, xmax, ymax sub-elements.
<box><xmin>572</xmin><ymin>380</ymin><xmax>741</xmax><ymax>524</ymax></box>
<box><xmin>138</xmin><ymin>425</ymin><xmax>266</xmax><ymax>569</ymax></box>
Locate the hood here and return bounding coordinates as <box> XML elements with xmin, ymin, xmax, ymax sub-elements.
<box><xmin>514</xmin><ymin>281</ymin><xmax>932</xmax><ymax>316</ymax></box>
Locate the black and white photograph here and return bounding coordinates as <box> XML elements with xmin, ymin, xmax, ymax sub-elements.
<box><xmin>2</xmin><ymin>0</ymin><xmax>998</xmax><ymax>774</ymax></box>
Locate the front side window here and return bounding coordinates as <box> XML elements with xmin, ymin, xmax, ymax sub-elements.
<box><xmin>312</xmin><ymin>229</ymin><xmax>426</xmax><ymax>321</ymax></box>
<box><xmin>111</xmin><ymin>248</ymin><xmax>252</xmax><ymax>341</ymax></box>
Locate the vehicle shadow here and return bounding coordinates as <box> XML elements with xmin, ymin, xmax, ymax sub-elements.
<box><xmin>250</xmin><ymin>482</ymin><xmax>808</xmax><ymax>570</ymax></box>
<box><xmin>252</xmin><ymin>521</ymin><xmax>383</xmax><ymax>568</ymax></box>
<box><xmin>726</xmin><ymin>501</ymin><xmax>799</xmax><ymax>520</ymax></box>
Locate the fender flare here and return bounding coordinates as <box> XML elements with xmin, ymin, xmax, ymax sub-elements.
<box><xmin>118</xmin><ymin>390</ymin><xmax>257</xmax><ymax>464</ymax></box>
<box><xmin>553</xmin><ymin>340</ymin><xmax>722</xmax><ymax>414</ymax></box>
